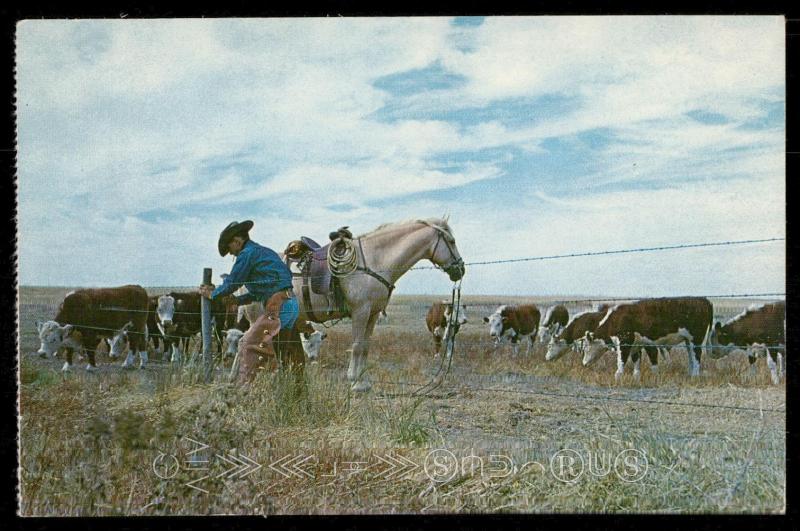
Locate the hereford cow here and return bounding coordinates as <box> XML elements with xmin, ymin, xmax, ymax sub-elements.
<box><xmin>483</xmin><ymin>304</ymin><xmax>540</xmax><ymax>355</ymax></box>
<box><xmin>35</xmin><ymin>285</ymin><xmax>149</xmax><ymax>371</ymax></box>
<box><xmin>545</xmin><ymin>306</ymin><xmax>609</xmax><ymax>361</ymax></box>
<box><xmin>632</xmin><ymin>328</ymin><xmax>693</xmax><ymax>366</ymax></box>
<box><xmin>377</xmin><ymin>309</ymin><xmax>389</xmax><ymax>325</ymax></box>
<box><xmin>582</xmin><ymin>297</ymin><xmax>713</xmax><ymax>381</ymax></box>
<box><xmin>222</xmin><ymin>308</ymin><xmax>327</xmax><ymax>361</ymax></box>
<box><xmin>156</xmin><ymin>292</ymin><xmax>229</xmax><ymax>363</ymax></box>
<box><xmin>221</xmin><ymin>313</ymin><xmax>251</xmax><ymax>358</ymax></box>
<box><xmin>144</xmin><ymin>295</ymin><xmax>164</xmax><ymax>355</ymax></box>
<box><xmin>108</xmin><ymin>295</ymin><xmax>164</xmax><ymax>358</ymax></box>
<box><xmin>106</xmin><ymin>321</ymin><xmax>135</xmax><ymax>358</ymax></box>
<box><xmin>298</xmin><ymin>320</ymin><xmax>328</xmax><ymax>361</ymax></box>
<box><xmin>426</xmin><ymin>301</ymin><xmax>469</xmax><ymax>356</ymax></box>
<box><xmin>537</xmin><ymin>305</ymin><xmax>570</xmax><ymax>346</ymax></box>
<box><xmin>710</xmin><ymin>301</ymin><xmax>785</xmax><ymax>384</ymax></box>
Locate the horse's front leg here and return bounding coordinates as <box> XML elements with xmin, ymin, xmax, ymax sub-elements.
<box><xmin>348</xmin><ymin>307</ymin><xmax>380</xmax><ymax>392</ymax></box>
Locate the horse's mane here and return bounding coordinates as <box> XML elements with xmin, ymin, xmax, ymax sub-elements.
<box><xmin>357</xmin><ymin>217</ymin><xmax>454</xmax><ymax>239</ymax></box>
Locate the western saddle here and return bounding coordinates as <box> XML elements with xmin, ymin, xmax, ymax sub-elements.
<box><xmin>283</xmin><ymin>227</ymin><xmax>353</xmax><ymax>321</ymax></box>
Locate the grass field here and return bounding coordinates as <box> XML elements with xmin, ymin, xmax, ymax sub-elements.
<box><xmin>17</xmin><ymin>287</ymin><xmax>785</xmax><ymax>515</ymax></box>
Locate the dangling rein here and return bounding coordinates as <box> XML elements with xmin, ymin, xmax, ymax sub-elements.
<box><xmin>376</xmin><ymin>281</ymin><xmax>462</xmax><ymax>399</ymax></box>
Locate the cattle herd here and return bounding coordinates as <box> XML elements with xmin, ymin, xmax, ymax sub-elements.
<box><xmin>33</xmin><ymin>284</ymin><xmax>328</xmax><ymax>372</ymax></box>
<box><xmin>33</xmin><ymin>286</ymin><xmax>785</xmax><ymax>385</ymax></box>
<box><xmin>465</xmin><ymin>297</ymin><xmax>786</xmax><ymax>385</ymax></box>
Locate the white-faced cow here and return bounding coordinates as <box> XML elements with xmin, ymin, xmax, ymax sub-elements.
<box><xmin>144</xmin><ymin>295</ymin><xmax>165</xmax><ymax>356</ymax></box>
<box><xmin>106</xmin><ymin>320</ymin><xmax>135</xmax><ymax>358</ymax></box>
<box><xmin>545</xmin><ymin>306</ymin><xmax>609</xmax><ymax>361</ymax></box>
<box><xmin>483</xmin><ymin>304</ymin><xmax>540</xmax><ymax>355</ymax></box>
<box><xmin>537</xmin><ymin>305</ymin><xmax>570</xmax><ymax>347</ymax></box>
<box><xmin>36</xmin><ymin>285</ymin><xmax>149</xmax><ymax>371</ymax></box>
<box><xmin>710</xmin><ymin>301</ymin><xmax>785</xmax><ymax>384</ymax></box>
<box><xmin>155</xmin><ymin>292</ymin><xmax>229</xmax><ymax>363</ymax></box>
<box><xmin>377</xmin><ymin>309</ymin><xmax>389</xmax><ymax>325</ymax></box>
<box><xmin>221</xmin><ymin>309</ymin><xmax>252</xmax><ymax>359</ymax></box>
<box><xmin>298</xmin><ymin>319</ymin><xmax>328</xmax><ymax>361</ymax></box>
<box><xmin>582</xmin><ymin>297</ymin><xmax>713</xmax><ymax>381</ymax></box>
<box><xmin>426</xmin><ymin>301</ymin><xmax>469</xmax><ymax>356</ymax></box>
<box><xmin>222</xmin><ymin>308</ymin><xmax>327</xmax><ymax>362</ymax></box>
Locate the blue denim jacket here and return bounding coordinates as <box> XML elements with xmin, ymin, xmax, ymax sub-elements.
<box><xmin>211</xmin><ymin>240</ymin><xmax>293</xmax><ymax>304</ymax></box>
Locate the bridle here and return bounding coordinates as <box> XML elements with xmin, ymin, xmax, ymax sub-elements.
<box><xmin>425</xmin><ymin>222</ymin><xmax>464</xmax><ymax>279</ymax></box>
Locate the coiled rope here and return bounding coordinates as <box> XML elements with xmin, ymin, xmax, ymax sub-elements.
<box><xmin>327</xmin><ymin>237</ymin><xmax>358</xmax><ymax>277</ymax></box>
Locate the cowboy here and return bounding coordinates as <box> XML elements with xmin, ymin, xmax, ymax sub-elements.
<box><xmin>198</xmin><ymin>220</ymin><xmax>303</xmax><ymax>384</ymax></box>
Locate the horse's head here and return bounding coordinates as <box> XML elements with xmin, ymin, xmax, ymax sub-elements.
<box><xmin>422</xmin><ymin>220</ymin><xmax>465</xmax><ymax>281</ymax></box>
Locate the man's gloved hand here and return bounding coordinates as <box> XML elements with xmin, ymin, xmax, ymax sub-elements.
<box><xmin>198</xmin><ymin>284</ymin><xmax>215</xmax><ymax>299</ymax></box>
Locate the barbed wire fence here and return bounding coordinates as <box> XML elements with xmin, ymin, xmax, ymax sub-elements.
<box><xmin>18</xmin><ymin>236</ymin><xmax>786</xmax><ymax>410</ymax></box>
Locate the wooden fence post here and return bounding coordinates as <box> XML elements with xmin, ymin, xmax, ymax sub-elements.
<box><xmin>201</xmin><ymin>267</ymin><xmax>213</xmax><ymax>382</ymax></box>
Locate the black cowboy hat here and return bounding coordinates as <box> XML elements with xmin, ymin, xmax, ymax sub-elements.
<box><xmin>218</xmin><ymin>220</ymin><xmax>254</xmax><ymax>256</ymax></box>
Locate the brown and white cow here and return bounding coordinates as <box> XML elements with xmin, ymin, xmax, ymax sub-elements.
<box><xmin>35</xmin><ymin>285</ymin><xmax>149</xmax><ymax>371</ymax></box>
<box><xmin>710</xmin><ymin>301</ymin><xmax>785</xmax><ymax>384</ymax></box>
<box><xmin>298</xmin><ymin>319</ymin><xmax>328</xmax><ymax>361</ymax></box>
<box><xmin>537</xmin><ymin>304</ymin><xmax>570</xmax><ymax>346</ymax></box>
<box><xmin>582</xmin><ymin>297</ymin><xmax>713</xmax><ymax>381</ymax></box>
<box><xmin>426</xmin><ymin>301</ymin><xmax>469</xmax><ymax>356</ymax></box>
<box><xmin>545</xmin><ymin>306</ymin><xmax>609</xmax><ymax>361</ymax></box>
<box><xmin>107</xmin><ymin>294</ymin><xmax>172</xmax><ymax>359</ymax></box>
<box><xmin>483</xmin><ymin>304</ymin><xmax>540</xmax><ymax>355</ymax></box>
<box><xmin>221</xmin><ymin>313</ymin><xmax>251</xmax><ymax>358</ymax></box>
<box><xmin>155</xmin><ymin>291</ymin><xmax>229</xmax><ymax>363</ymax></box>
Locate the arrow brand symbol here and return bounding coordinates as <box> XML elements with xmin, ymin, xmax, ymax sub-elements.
<box><xmin>268</xmin><ymin>454</ymin><xmax>315</xmax><ymax>478</ymax></box>
<box><xmin>215</xmin><ymin>451</ymin><xmax>262</xmax><ymax>480</ymax></box>
<box><xmin>185</xmin><ymin>474</ymin><xmax>210</xmax><ymax>494</ymax></box>
<box><xmin>183</xmin><ymin>436</ymin><xmax>211</xmax><ymax>462</ymax></box>
<box><xmin>376</xmin><ymin>453</ymin><xmax>419</xmax><ymax>479</ymax></box>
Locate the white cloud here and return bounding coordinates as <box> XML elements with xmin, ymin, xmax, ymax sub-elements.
<box><xmin>16</xmin><ymin>17</ymin><xmax>785</xmax><ymax>295</ymax></box>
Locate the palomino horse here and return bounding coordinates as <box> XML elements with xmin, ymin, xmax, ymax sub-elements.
<box><xmin>294</xmin><ymin>217</ymin><xmax>465</xmax><ymax>392</ymax></box>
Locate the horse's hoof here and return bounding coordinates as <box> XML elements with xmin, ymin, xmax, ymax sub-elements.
<box><xmin>61</xmin><ymin>362</ymin><xmax>71</xmax><ymax>372</ymax></box>
<box><xmin>351</xmin><ymin>381</ymin><xmax>372</xmax><ymax>393</ymax></box>
<box><xmin>85</xmin><ymin>364</ymin><xmax>98</xmax><ymax>372</ymax></box>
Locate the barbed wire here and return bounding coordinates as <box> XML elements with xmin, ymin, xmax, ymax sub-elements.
<box><xmin>119</xmin><ymin>236</ymin><xmax>785</xmax><ymax>288</ymax></box>
<box><xmin>26</xmin><ymin>291</ymin><xmax>785</xmax><ymax>317</ymax></box>
<box><xmin>443</xmin><ymin>237</ymin><xmax>786</xmax><ymax>269</ymax></box>
<box><xmin>22</xmin><ymin>318</ymin><xmax>787</xmax><ymax>352</ymax></box>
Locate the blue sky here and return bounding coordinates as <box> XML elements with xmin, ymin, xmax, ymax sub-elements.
<box><xmin>16</xmin><ymin>17</ymin><xmax>785</xmax><ymax>296</ymax></box>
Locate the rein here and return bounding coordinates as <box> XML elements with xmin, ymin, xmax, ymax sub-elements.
<box><xmin>377</xmin><ymin>281</ymin><xmax>462</xmax><ymax>399</ymax></box>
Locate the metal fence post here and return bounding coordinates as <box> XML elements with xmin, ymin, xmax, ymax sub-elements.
<box><xmin>201</xmin><ymin>267</ymin><xmax>213</xmax><ymax>381</ymax></box>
